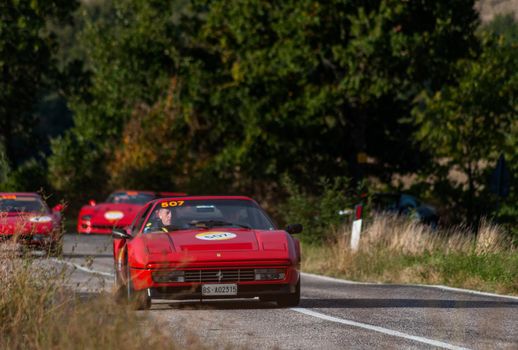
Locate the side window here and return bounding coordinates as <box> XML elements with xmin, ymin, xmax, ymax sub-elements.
<box><xmin>132</xmin><ymin>204</ymin><xmax>153</xmax><ymax>235</ymax></box>
<box><xmin>248</xmin><ymin>208</ymin><xmax>261</xmax><ymax>229</ymax></box>
<box><xmin>248</xmin><ymin>207</ymin><xmax>275</xmax><ymax>230</ymax></box>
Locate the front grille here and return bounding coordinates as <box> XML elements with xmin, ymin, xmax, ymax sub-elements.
<box><xmin>185</xmin><ymin>269</ymin><xmax>255</xmax><ymax>282</ymax></box>
<box><xmin>152</xmin><ymin>269</ymin><xmax>256</xmax><ymax>283</ymax></box>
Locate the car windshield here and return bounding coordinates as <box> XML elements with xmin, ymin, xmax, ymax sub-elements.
<box><xmin>106</xmin><ymin>192</ymin><xmax>156</xmax><ymax>204</ymax></box>
<box><xmin>143</xmin><ymin>199</ymin><xmax>275</xmax><ymax>233</ymax></box>
<box><xmin>0</xmin><ymin>196</ymin><xmax>48</xmax><ymax>214</ymax></box>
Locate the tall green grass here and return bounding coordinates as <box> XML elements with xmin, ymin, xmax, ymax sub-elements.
<box><xmin>302</xmin><ymin>215</ymin><xmax>518</xmax><ymax>295</ymax></box>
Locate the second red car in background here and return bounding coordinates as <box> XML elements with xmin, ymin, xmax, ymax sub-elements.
<box><xmin>77</xmin><ymin>190</ymin><xmax>185</xmax><ymax>234</ymax></box>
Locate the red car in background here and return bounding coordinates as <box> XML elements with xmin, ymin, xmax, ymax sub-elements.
<box><xmin>112</xmin><ymin>196</ymin><xmax>302</xmax><ymax>310</ymax></box>
<box><xmin>77</xmin><ymin>190</ymin><xmax>185</xmax><ymax>234</ymax></box>
<box><xmin>0</xmin><ymin>193</ymin><xmax>64</xmax><ymax>255</ymax></box>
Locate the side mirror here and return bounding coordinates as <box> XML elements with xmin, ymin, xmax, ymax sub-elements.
<box><xmin>88</xmin><ymin>199</ymin><xmax>96</xmax><ymax>206</ymax></box>
<box><xmin>112</xmin><ymin>228</ymin><xmax>132</xmax><ymax>240</ymax></box>
<box><xmin>52</xmin><ymin>204</ymin><xmax>64</xmax><ymax>212</ymax></box>
<box><xmin>285</xmin><ymin>223</ymin><xmax>303</xmax><ymax>234</ymax></box>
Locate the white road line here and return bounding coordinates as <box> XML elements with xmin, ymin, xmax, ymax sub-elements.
<box><xmin>301</xmin><ymin>272</ymin><xmax>518</xmax><ymax>301</ymax></box>
<box><xmin>290</xmin><ymin>307</ymin><xmax>471</xmax><ymax>350</ymax></box>
<box><xmin>50</xmin><ymin>258</ymin><xmax>114</xmax><ymax>277</ymax></box>
<box><xmin>413</xmin><ymin>284</ymin><xmax>518</xmax><ymax>301</ymax></box>
<box><xmin>302</xmin><ymin>272</ymin><xmax>376</xmax><ymax>285</ymax></box>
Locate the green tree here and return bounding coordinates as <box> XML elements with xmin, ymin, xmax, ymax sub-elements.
<box><xmin>48</xmin><ymin>0</ymin><xmax>481</xmax><ymax>203</ymax></box>
<box><xmin>0</xmin><ymin>0</ymin><xmax>78</xmax><ymax>166</ymax></box>
<box><xmin>0</xmin><ymin>144</ymin><xmax>11</xmax><ymax>189</ymax></box>
<box><xmin>482</xmin><ymin>13</ymin><xmax>518</xmax><ymax>45</ymax></box>
<box><xmin>195</xmin><ymin>0</ymin><xmax>479</xmax><ymax>188</ymax></box>
<box><xmin>47</xmin><ymin>0</ymin><xmax>204</xmax><ymax>197</ymax></box>
<box><xmin>413</xmin><ymin>33</ymin><xmax>517</xmax><ymax>225</ymax></box>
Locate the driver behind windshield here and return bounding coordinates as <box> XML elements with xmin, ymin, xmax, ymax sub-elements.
<box><xmin>143</xmin><ymin>200</ymin><xmax>274</xmax><ymax>233</ymax></box>
<box><xmin>144</xmin><ymin>207</ymin><xmax>172</xmax><ymax>233</ymax></box>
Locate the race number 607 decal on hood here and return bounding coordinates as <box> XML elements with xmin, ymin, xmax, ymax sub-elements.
<box><xmin>195</xmin><ymin>232</ymin><xmax>237</xmax><ymax>241</ymax></box>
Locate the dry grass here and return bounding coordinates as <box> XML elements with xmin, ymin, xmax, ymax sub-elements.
<box><xmin>302</xmin><ymin>215</ymin><xmax>518</xmax><ymax>295</ymax></box>
<box><xmin>0</xmin><ymin>246</ymin><xmax>207</xmax><ymax>350</ymax></box>
<box><xmin>355</xmin><ymin>215</ymin><xmax>512</xmax><ymax>254</ymax></box>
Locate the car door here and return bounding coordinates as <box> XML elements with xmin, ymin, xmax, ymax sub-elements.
<box><xmin>113</xmin><ymin>203</ymin><xmax>153</xmax><ymax>281</ymax></box>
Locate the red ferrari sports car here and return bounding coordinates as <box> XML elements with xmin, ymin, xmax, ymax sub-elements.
<box><xmin>112</xmin><ymin>196</ymin><xmax>302</xmax><ymax>309</ymax></box>
<box><xmin>0</xmin><ymin>192</ymin><xmax>64</xmax><ymax>255</ymax></box>
<box><xmin>77</xmin><ymin>190</ymin><xmax>185</xmax><ymax>234</ymax></box>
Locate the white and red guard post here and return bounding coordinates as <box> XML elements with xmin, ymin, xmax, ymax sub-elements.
<box><xmin>350</xmin><ymin>203</ymin><xmax>363</xmax><ymax>252</ymax></box>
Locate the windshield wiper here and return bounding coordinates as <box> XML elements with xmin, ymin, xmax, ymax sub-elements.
<box><xmin>147</xmin><ymin>224</ymin><xmax>186</xmax><ymax>233</ymax></box>
<box><xmin>188</xmin><ymin>220</ymin><xmax>251</xmax><ymax>229</ymax></box>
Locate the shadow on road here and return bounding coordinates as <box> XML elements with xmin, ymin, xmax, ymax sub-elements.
<box><xmin>68</xmin><ymin>294</ymin><xmax>280</xmax><ymax>311</ymax></box>
<box><xmin>300</xmin><ymin>298</ymin><xmax>518</xmax><ymax>309</ymax></box>
<box><xmin>151</xmin><ymin>299</ymin><xmax>280</xmax><ymax>311</ymax></box>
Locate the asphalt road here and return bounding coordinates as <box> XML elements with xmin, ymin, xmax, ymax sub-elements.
<box><xmin>51</xmin><ymin>233</ymin><xmax>518</xmax><ymax>350</ymax></box>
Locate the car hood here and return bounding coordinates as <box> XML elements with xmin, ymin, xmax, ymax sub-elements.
<box><xmin>131</xmin><ymin>228</ymin><xmax>292</xmax><ymax>267</ymax></box>
<box><xmin>0</xmin><ymin>213</ymin><xmax>55</xmax><ymax>234</ymax></box>
<box><xmin>84</xmin><ymin>203</ymin><xmax>142</xmax><ymax>226</ymax></box>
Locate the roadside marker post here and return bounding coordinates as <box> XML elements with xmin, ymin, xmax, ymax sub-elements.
<box><xmin>350</xmin><ymin>204</ymin><xmax>363</xmax><ymax>252</ymax></box>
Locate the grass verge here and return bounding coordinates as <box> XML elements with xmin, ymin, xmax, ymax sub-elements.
<box><xmin>302</xmin><ymin>215</ymin><xmax>518</xmax><ymax>295</ymax></box>
<box><xmin>0</xmin><ymin>244</ymin><xmax>205</xmax><ymax>350</ymax></box>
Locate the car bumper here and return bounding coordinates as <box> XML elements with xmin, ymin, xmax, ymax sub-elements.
<box><xmin>129</xmin><ymin>265</ymin><xmax>299</xmax><ymax>300</ymax></box>
<box><xmin>149</xmin><ymin>283</ymin><xmax>294</xmax><ymax>300</ymax></box>
<box><xmin>78</xmin><ymin>221</ymin><xmax>123</xmax><ymax>234</ymax></box>
<box><xmin>0</xmin><ymin>233</ymin><xmax>57</xmax><ymax>246</ymax></box>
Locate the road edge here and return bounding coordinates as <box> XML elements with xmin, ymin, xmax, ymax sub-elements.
<box><xmin>301</xmin><ymin>272</ymin><xmax>518</xmax><ymax>301</ymax></box>
<box><xmin>48</xmin><ymin>259</ymin><xmax>518</xmax><ymax>301</ymax></box>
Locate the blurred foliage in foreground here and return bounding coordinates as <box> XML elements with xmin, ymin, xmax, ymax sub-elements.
<box><xmin>0</xmin><ymin>1</ymin><xmax>516</xmax><ymax>235</ymax></box>
<box><xmin>0</xmin><ymin>248</ymin><xmax>205</xmax><ymax>349</ymax></box>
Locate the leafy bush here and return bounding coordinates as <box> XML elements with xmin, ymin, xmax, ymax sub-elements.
<box><xmin>47</xmin><ymin>132</ymin><xmax>108</xmax><ymax>207</ymax></box>
<box><xmin>0</xmin><ymin>145</ymin><xmax>11</xmax><ymax>188</ymax></box>
<box><xmin>493</xmin><ymin>203</ymin><xmax>518</xmax><ymax>245</ymax></box>
<box><xmin>0</xmin><ymin>156</ymin><xmax>49</xmax><ymax>193</ymax></box>
<box><xmin>281</xmin><ymin>175</ymin><xmax>361</xmax><ymax>243</ymax></box>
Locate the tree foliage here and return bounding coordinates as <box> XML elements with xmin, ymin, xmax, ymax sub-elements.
<box><xmin>194</xmin><ymin>0</ymin><xmax>479</xmax><ymax>186</ymax></box>
<box><xmin>413</xmin><ymin>32</ymin><xmax>517</xmax><ymax>224</ymax></box>
<box><xmin>0</xmin><ymin>0</ymin><xmax>78</xmax><ymax>166</ymax></box>
<box><xmin>49</xmin><ymin>0</ymin><xmax>481</xmax><ymax>197</ymax></box>
<box><xmin>11</xmin><ymin>0</ymin><xmax>514</xmax><ymax>231</ymax></box>
<box><xmin>48</xmin><ymin>0</ymin><xmax>205</xmax><ymax>197</ymax></box>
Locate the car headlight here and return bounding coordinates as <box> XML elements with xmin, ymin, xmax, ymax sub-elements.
<box><xmin>81</xmin><ymin>215</ymin><xmax>92</xmax><ymax>221</ymax></box>
<box><xmin>152</xmin><ymin>270</ymin><xmax>185</xmax><ymax>283</ymax></box>
<box><xmin>29</xmin><ymin>216</ymin><xmax>52</xmax><ymax>223</ymax></box>
<box><xmin>254</xmin><ymin>268</ymin><xmax>286</xmax><ymax>281</ymax></box>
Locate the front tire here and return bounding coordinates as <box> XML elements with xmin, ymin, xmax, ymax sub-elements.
<box><xmin>126</xmin><ymin>264</ymin><xmax>151</xmax><ymax>310</ymax></box>
<box><xmin>114</xmin><ymin>265</ymin><xmax>126</xmax><ymax>304</ymax></box>
<box><xmin>276</xmin><ymin>279</ymin><xmax>300</xmax><ymax>307</ymax></box>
